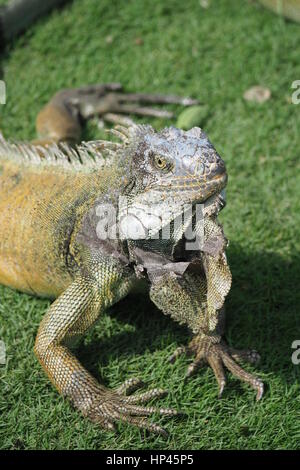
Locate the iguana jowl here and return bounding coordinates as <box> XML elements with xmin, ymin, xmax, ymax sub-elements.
<box><xmin>0</xmin><ymin>84</ymin><xmax>263</xmax><ymax>436</ymax></box>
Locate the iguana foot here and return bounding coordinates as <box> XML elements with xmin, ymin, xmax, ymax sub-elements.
<box><xmin>35</xmin><ymin>83</ymin><xmax>199</xmax><ymax>145</ymax></box>
<box><xmin>83</xmin><ymin>377</ymin><xmax>179</xmax><ymax>437</ymax></box>
<box><xmin>169</xmin><ymin>334</ymin><xmax>263</xmax><ymax>401</ymax></box>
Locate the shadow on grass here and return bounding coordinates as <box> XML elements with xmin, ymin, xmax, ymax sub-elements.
<box><xmin>78</xmin><ymin>242</ymin><xmax>300</xmax><ymax>388</ymax></box>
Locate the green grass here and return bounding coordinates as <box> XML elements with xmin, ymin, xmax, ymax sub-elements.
<box><xmin>0</xmin><ymin>0</ymin><xmax>300</xmax><ymax>450</ymax></box>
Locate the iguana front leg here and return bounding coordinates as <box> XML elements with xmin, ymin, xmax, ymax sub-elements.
<box><xmin>34</xmin><ymin>260</ymin><xmax>178</xmax><ymax>436</ymax></box>
<box><xmin>150</xmin><ymin>272</ymin><xmax>264</xmax><ymax>401</ymax></box>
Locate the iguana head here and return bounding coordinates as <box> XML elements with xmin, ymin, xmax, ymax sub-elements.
<box><xmin>120</xmin><ymin>124</ymin><xmax>226</xmax><ymax>203</ymax></box>
<box><xmin>115</xmin><ymin>124</ymin><xmax>227</xmax><ymax>242</ymax></box>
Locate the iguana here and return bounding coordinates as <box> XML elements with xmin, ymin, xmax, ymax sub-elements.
<box><xmin>0</xmin><ymin>84</ymin><xmax>263</xmax><ymax>436</ymax></box>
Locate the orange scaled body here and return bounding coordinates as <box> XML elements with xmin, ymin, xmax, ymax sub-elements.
<box><xmin>0</xmin><ymin>158</ymin><xmax>108</xmax><ymax>298</ymax></box>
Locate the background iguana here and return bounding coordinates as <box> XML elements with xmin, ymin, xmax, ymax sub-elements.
<box><xmin>0</xmin><ymin>84</ymin><xmax>263</xmax><ymax>436</ymax></box>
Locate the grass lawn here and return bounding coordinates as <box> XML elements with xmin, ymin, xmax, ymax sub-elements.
<box><xmin>0</xmin><ymin>0</ymin><xmax>300</xmax><ymax>450</ymax></box>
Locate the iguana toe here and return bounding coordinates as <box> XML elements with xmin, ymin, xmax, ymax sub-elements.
<box><xmin>171</xmin><ymin>334</ymin><xmax>264</xmax><ymax>401</ymax></box>
<box><xmin>115</xmin><ymin>377</ymin><xmax>145</xmax><ymax>395</ymax></box>
<box><xmin>229</xmin><ymin>348</ymin><xmax>261</xmax><ymax>365</ymax></box>
<box><xmin>84</xmin><ymin>380</ymin><xmax>178</xmax><ymax>436</ymax></box>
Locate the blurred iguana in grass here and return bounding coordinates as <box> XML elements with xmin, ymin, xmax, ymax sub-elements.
<box><xmin>0</xmin><ymin>84</ymin><xmax>263</xmax><ymax>436</ymax></box>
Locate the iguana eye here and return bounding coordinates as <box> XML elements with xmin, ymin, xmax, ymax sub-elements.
<box><xmin>153</xmin><ymin>155</ymin><xmax>168</xmax><ymax>170</ymax></box>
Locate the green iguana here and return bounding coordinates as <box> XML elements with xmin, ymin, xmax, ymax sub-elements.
<box><xmin>0</xmin><ymin>84</ymin><xmax>263</xmax><ymax>436</ymax></box>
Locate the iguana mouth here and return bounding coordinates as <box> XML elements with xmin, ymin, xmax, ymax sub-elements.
<box><xmin>152</xmin><ymin>170</ymin><xmax>228</xmax><ymax>205</ymax></box>
<box><xmin>156</xmin><ymin>171</ymin><xmax>227</xmax><ymax>188</ymax></box>
<box><xmin>203</xmin><ymin>189</ymin><xmax>226</xmax><ymax>210</ymax></box>
<box><xmin>185</xmin><ymin>180</ymin><xmax>227</xmax><ymax>210</ymax></box>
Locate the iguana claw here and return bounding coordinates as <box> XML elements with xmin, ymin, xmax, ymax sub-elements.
<box><xmin>84</xmin><ymin>378</ymin><xmax>177</xmax><ymax>436</ymax></box>
<box><xmin>170</xmin><ymin>334</ymin><xmax>264</xmax><ymax>401</ymax></box>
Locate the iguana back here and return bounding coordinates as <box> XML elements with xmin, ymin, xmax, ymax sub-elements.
<box><xmin>0</xmin><ymin>140</ymin><xmax>120</xmax><ymax>297</ymax></box>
